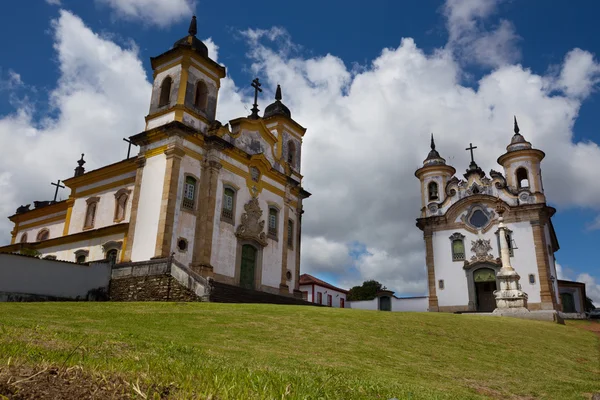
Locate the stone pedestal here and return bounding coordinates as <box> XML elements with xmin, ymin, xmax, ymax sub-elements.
<box><xmin>493</xmin><ymin>202</ymin><xmax>529</xmax><ymax>314</ymax></box>
<box><xmin>493</xmin><ymin>268</ymin><xmax>529</xmax><ymax>313</ymax></box>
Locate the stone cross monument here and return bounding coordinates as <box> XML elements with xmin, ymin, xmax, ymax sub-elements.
<box><xmin>493</xmin><ymin>201</ymin><xmax>529</xmax><ymax>313</ymax></box>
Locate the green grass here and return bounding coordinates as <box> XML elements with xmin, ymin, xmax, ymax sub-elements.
<box><xmin>0</xmin><ymin>302</ymin><xmax>598</xmax><ymax>399</ymax></box>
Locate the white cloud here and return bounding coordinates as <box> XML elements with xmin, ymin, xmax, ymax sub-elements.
<box><xmin>1</xmin><ymin>7</ymin><xmax>600</xmax><ymax>299</ymax></box>
<box><xmin>576</xmin><ymin>273</ymin><xmax>600</xmax><ymax>305</ymax></box>
<box><xmin>556</xmin><ymin>48</ymin><xmax>600</xmax><ymax>99</ymax></box>
<box><xmin>45</xmin><ymin>0</ymin><xmax>61</xmax><ymax>5</ymax></box>
<box><xmin>96</xmin><ymin>0</ymin><xmax>195</xmax><ymax>27</ymax></box>
<box><xmin>0</xmin><ymin>10</ymin><xmax>149</xmax><ymax>237</ymax></box>
<box><xmin>444</xmin><ymin>0</ymin><xmax>520</xmax><ymax>67</ymax></box>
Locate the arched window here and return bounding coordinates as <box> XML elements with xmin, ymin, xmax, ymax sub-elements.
<box><xmin>74</xmin><ymin>249</ymin><xmax>89</xmax><ymax>264</ymax></box>
<box><xmin>36</xmin><ymin>229</ymin><xmax>49</xmax><ymax>242</ymax></box>
<box><xmin>449</xmin><ymin>232</ymin><xmax>465</xmax><ymax>261</ymax></box>
<box><xmin>268</xmin><ymin>207</ymin><xmax>279</xmax><ymax>238</ymax></box>
<box><xmin>106</xmin><ymin>249</ymin><xmax>118</xmax><ymax>265</ymax></box>
<box><xmin>428</xmin><ymin>182</ymin><xmax>439</xmax><ymax>201</ymax></box>
<box><xmin>20</xmin><ymin>233</ymin><xmax>27</xmax><ymax>243</ymax></box>
<box><xmin>516</xmin><ymin>167</ymin><xmax>529</xmax><ymax>189</ymax></box>
<box><xmin>194</xmin><ymin>80</ymin><xmax>208</xmax><ymax>111</ymax></box>
<box><xmin>114</xmin><ymin>189</ymin><xmax>130</xmax><ymax>222</ymax></box>
<box><xmin>182</xmin><ymin>176</ymin><xmax>197</xmax><ymax>210</ymax></box>
<box><xmin>287</xmin><ymin>140</ymin><xmax>296</xmax><ymax>166</ymax></box>
<box><xmin>287</xmin><ymin>219</ymin><xmax>294</xmax><ymax>248</ymax></box>
<box><xmin>158</xmin><ymin>76</ymin><xmax>172</xmax><ymax>107</ymax></box>
<box><xmin>221</xmin><ymin>187</ymin><xmax>236</xmax><ymax>223</ymax></box>
<box><xmin>44</xmin><ymin>255</ymin><xmax>57</xmax><ymax>260</ymax></box>
<box><xmin>84</xmin><ymin>197</ymin><xmax>99</xmax><ymax>229</ymax></box>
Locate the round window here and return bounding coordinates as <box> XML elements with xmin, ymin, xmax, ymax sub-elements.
<box><xmin>469</xmin><ymin>209</ymin><xmax>489</xmax><ymax>228</ymax></box>
<box><xmin>177</xmin><ymin>239</ymin><xmax>188</xmax><ymax>252</ymax></box>
<box><xmin>286</xmin><ymin>270</ymin><xmax>292</xmax><ymax>280</ymax></box>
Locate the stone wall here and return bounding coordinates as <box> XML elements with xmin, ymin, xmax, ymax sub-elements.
<box><xmin>109</xmin><ymin>274</ymin><xmax>199</xmax><ymax>302</ymax></box>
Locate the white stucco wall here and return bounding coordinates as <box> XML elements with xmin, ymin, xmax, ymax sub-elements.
<box><xmin>433</xmin><ymin>220</ymin><xmax>541</xmax><ymax>308</ymax></box>
<box><xmin>348</xmin><ymin>297</ymin><xmax>427</xmax><ymax>311</ymax></box>
<box><xmin>300</xmin><ymin>284</ymin><xmax>349</xmax><ymax>308</ymax></box>
<box><xmin>69</xmin><ymin>181</ymin><xmax>134</xmax><ymax>235</ymax></box>
<box><xmin>16</xmin><ymin>218</ymin><xmax>65</xmax><ymax>244</ymax></box>
<box><xmin>131</xmin><ymin>154</ymin><xmax>166</xmax><ymax>261</ymax></box>
<box><xmin>35</xmin><ymin>232</ymin><xmax>126</xmax><ymax>263</ymax></box>
<box><xmin>172</xmin><ymin>153</ymin><xmax>202</xmax><ymax>266</ymax></box>
<box><xmin>0</xmin><ymin>254</ymin><xmax>111</xmax><ymax>300</ymax></box>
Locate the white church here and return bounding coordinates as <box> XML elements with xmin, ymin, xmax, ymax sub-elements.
<box><xmin>0</xmin><ymin>17</ymin><xmax>310</xmax><ymax>301</ymax></box>
<box><xmin>415</xmin><ymin>120</ymin><xmax>561</xmax><ymax>313</ymax></box>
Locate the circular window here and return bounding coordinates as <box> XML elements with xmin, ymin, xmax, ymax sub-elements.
<box><xmin>177</xmin><ymin>238</ymin><xmax>188</xmax><ymax>252</ymax></box>
<box><xmin>286</xmin><ymin>270</ymin><xmax>292</xmax><ymax>280</ymax></box>
<box><xmin>469</xmin><ymin>209</ymin><xmax>489</xmax><ymax>228</ymax></box>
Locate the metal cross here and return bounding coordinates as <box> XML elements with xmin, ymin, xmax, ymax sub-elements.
<box><xmin>465</xmin><ymin>143</ymin><xmax>478</xmax><ymax>163</ymax></box>
<box><xmin>123</xmin><ymin>138</ymin><xmax>137</xmax><ymax>159</ymax></box>
<box><xmin>249</xmin><ymin>78</ymin><xmax>262</xmax><ymax>118</ymax></box>
<box><xmin>50</xmin><ymin>179</ymin><xmax>65</xmax><ymax>202</ymax></box>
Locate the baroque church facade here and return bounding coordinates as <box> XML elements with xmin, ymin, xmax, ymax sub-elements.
<box><xmin>1</xmin><ymin>17</ymin><xmax>310</xmax><ymax>298</ymax></box>
<box><xmin>415</xmin><ymin>120</ymin><xmax>561</xmax><ymax>313</ymax></box>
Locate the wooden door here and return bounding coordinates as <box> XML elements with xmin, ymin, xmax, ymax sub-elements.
<box><xmin>240</xmin><ymin>245</ymin><xmax>257</xmax><ymax>290</ymax></box>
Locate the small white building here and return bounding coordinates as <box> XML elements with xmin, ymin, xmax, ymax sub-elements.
<box><xmin>348</xmin><ymin>290</ymin><xmax>429</xmax><ymax>312</ymax></box>
<box><xmin>299</xmin><ymin>274</ymin><xmax>347</xmax><ymax>307</ymax></box>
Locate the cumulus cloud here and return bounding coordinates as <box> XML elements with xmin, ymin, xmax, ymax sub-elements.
<box><xmin>576</xmin><ymin>273</ymin><xmax>600</xmax><ymax>305</ymax></box>
<box><xmin>0</xmin><ymin>10</ymin><xmax>150</xmax><ymax>237</ymax></box>
<box><xmin>45</xmin><ymin>0</ymin><xmax>62</xmax><ymax>5</ymax></box>
<box><xmin>1</xmin><ymin>4</ymin><xmax>600</xmax><ymax>298</ymax></box>
<box><xmin>96</xmin><ymin>0</ymin><xmax>195</xmax><ymax>27</ymax></box>
<box><xmin>444</xmin><ymin>0</ymin><xmax>520</xmax><ymax>67</ymax></box>
<box><xmin>556</xmin><ymin>48</ymin><xmax>600</xmax><ymax>99</ymax></box>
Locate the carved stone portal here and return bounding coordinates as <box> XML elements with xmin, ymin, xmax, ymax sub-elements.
<box><xmin>470</xmin><ymin>239</ymin><xmax>494</xmax><ymax>262</ymax></box>
<box><xmin>235</xmin><ymin>198</ymin><xmax>268</xmax><ymax>247</ymax></box>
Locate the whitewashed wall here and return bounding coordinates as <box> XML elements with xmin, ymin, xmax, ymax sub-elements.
<box><xmin>131</xmin><ymin>154</ymin><xmax>166</xmax><ymax>261</ymax></box>
<box><xmin>16</xmin><ymin>216</ymin><xmax>65</xmax><ymax>244</ymax></box>
<box><xmin>69</xmin><ymin>180</ymin><xmax>134</xmax><ymax>235</ymax></box>
<box><xmin>433</xmin><ymin>220</ymin><xmax>541</xmax><ymax>308</ymax></box>
<box><xmin>0</xmin><ymin>254</ymin><xmax>111</xmax><ymax>300</ymax></box>
<box><xmin>171</xmin><ymin>151</ymin><xmax>203</xmax><ymax>267</ymax></box>
<box><xmin>348</xmin><ymin>297</ymin><xmax>427</xmax><ymax>311</ymax></box>
<box><xmin>309</xmin><ymin>284</ymin><xmax>346</xmax><ymax>307</ymax></box>
<box><xmin>36</xmin><ymin>232</ymin><xmax>126</xmax><ymax>263</ymax></box>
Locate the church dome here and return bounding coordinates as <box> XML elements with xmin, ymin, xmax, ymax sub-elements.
<box><xmin>173</xmin><ymin>16</ymin><xmax>209</xmax><ymax>58</ymax></box>
<box><xmin>264</xmin><ymin>85</ymin><xmax>291</xmax><ymax>119</ymax></box>
<box><xmin>506</xmin><ymin>117</ymin><xmax>532</xmax><ymax>152</ymax></box>
<box><xmin>423</xmin><ymin>134</ymin><xmax>447</xmax><ymax>166</ymax></box>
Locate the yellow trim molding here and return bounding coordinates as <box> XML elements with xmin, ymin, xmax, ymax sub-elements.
<box><xmin>74</xmin><ymin>177</ymin><xmax>136</xmax><ymax>199</ymax></box>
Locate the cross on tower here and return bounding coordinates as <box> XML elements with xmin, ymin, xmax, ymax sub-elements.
<box><xmin>465</xmin><ymin>143</ymin><xmax>478</xmax><ymax>164</ymax></box>
<box><xmin>249</xmin><ymin>78</ymin><xmax>262</xmax><ymax>119</ymax></box>
<box><xmin>123</xmin><ymin>138</ymin><xmax>138</xmax><ymax>159</ymax></box>
<box><xmin>50</xmin><ymin>179</ymin><xmax>65</xmax><ymax>202</ymax></box>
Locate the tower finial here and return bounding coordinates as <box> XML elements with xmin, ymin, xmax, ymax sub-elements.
<box><xmin>188</xmin><ymin>15</ymin><xmax>197</xmax><ymax>36</ymax></box>
<box><xmin>514</xmin><ymin>115</ymin><xmax>520</xmax><ymax>135</ymax></box>
<box><xmin>430</xmin><ymin>133</ymin><xmax>436</xmax><ymax>150</ymax></box>
<box><xmin>74</xmin><ymin>154</ymin><xmax>86</xmax><ymax>177</ymax></box>
<box><xmin>275</xmin><ymin>84</ymin><xmax>282</xmax><ymax>101</ymax></box>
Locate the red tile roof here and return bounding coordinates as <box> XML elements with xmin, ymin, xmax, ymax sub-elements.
<box><xmin>299</xmin><ymin>274</ymin><xmax>348</xmax><ymax>294</ymax></box>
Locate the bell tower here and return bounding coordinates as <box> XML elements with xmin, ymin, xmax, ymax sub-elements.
<box><xmin>145</xmin><ymin>16</ymin><xmax>226</xmax><ymax>133</ymax></box>
<box><xmin>415</xmin><ymin>134</ymin><xmax>456</xmax><ymax>217</ymax></box>
<box><xmin>497</xmin><ymin>117</ymin><xmax>546</xmax><ymax>203</ymax></box>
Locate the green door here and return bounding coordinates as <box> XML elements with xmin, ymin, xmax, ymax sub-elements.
<box><xmin>240</xmin><ymin>245</ymin><xmax>257</xmax><ymax>290</ymax></box>
<box><xmin>561</xmin><ymin>293</ymin><xmax>576</xmax><ymax>313</ymax></box>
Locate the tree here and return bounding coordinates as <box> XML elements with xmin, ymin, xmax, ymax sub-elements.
<box><xmin>347</xmin><ymin>280</ymin><xmax>386</xmax><ymax>301</ymax></box>
<box><xmin>585</xmin><ymin>297</ymin><xmax>596</xmax><ymax>312</ymax></box>
<box><xmin>20</xmin><ymin>248</ymin><xmax>41</xmax><ymax>258</ymax></box>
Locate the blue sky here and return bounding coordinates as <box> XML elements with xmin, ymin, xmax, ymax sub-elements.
<box><xmin>0</xmin><ymin>0</ymin><xmax>599</xmax><ymax>302</ymax></box>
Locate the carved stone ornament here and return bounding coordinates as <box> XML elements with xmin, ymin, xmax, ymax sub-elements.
<box><xmin>235</xmin><ymin>198</ymin><xmax>268</xmax><ymax>247</ymax></box>
<box><xmin>470</xmin><ymin>239</ymin><xmax>494</xmax><ymax>262</ymax></box>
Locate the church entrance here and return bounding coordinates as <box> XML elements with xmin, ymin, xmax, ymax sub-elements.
<box><xmin>474</xmin><ymin>268</ymin><xmax>497</xmax><ymax>312</ymax></box>
<box><xmin>240</xmin><ymin>244</ymin><xmax>257</xmax><ymax>290</ymax></box>
<box><xmin>561</xmin><ymin>293</ymin><xmax>576</xmax><ymax>313</ymax></box>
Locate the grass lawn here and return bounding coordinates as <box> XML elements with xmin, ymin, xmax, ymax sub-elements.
<box><xmin>0</xmin><ymin>302</ymin><xmax>599</xmax><ymax>399</ymax></box>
